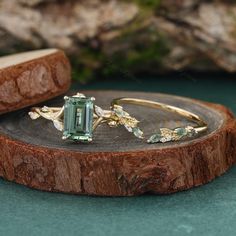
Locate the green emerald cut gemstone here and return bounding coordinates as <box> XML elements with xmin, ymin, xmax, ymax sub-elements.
<box><xmin>63</xmin><ymin>96</ymin><xmax>94</xmax><ymax>142</ymax></box>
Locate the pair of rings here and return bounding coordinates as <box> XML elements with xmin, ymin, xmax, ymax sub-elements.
<box><xmin>29</xmin><ymin>93</ymin><xmax>208</xmax><ymax>144</ymax></box>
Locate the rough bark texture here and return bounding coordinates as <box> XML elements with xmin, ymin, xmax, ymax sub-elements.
<box><xmin>0</xmin><ymin>0</ymin><xmax>236</xmax><ymax>82</ymax></box>
<box><xmin>0</xmin><ymin>49</ymin><xmax>71</xmax><ymax>114</ymax></box>
<box><xmin>0</xmin><ymin>91</ymin><xmax>235</xmax><ymax>196</ymax></box>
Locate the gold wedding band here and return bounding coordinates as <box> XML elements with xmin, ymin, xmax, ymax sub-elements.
<box><xmin>111</xmin><ymin>97</ymin><xmax>207</xmax><ymax>143</ymax></box>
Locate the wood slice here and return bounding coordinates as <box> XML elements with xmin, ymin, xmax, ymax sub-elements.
<box><xmin>0</xmin><ymin>91</ymin><xmax>235</xmax><ymax>196</ymax></box>
<box><xmin>0</xmin><ymin>49</ymin><xmax>71</xmax><ymax>115</ymax></box>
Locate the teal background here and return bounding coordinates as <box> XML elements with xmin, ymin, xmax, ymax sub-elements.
<box><xmin>1</xmin><ymin>74</ymin><xmax>236</xmax><ymax>236</ymax></box>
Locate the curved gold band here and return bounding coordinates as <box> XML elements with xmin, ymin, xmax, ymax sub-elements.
<box><xmin>111</xmin><ymin>97</ymin><xmax>208</xmax><ymax>138</ymax></box>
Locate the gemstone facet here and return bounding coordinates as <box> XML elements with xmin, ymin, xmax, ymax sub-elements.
<box><xmin>63</xmin><ymin>96</ymin><xmax>94</xmax><ymax>142</ymax></box>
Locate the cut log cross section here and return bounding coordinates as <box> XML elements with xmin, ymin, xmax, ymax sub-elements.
<box><xmin>0</xmin><ymin>49</ymin><xmax>71</xmax><ymax>115</ymax></box>
<box><xmin>0</xmin><ymin>91</ymin><xmax>235</xmax><ymax>196</ymax></box>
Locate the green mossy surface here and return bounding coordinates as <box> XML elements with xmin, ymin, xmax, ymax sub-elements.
<box><xmin>71</xmin><ymin>1</ymin><xmax>168</xmax><ymax>83</ymax></box>
<box><xmin>0</xmin><ymin>0</ymin><xmax>167</xmax><ymax>83</ymax></box>
<box><xmin>71</xmin><ymin>37</ymin><xmax>169</xmax><ymax>83</ymax></box>
<box><xmin>125</xmin><ymin>0</ymin><xmax>161</xmax><ymax>10</ymax></box>
<box><xmin>71</xmin><ymin>48</ymin><xmax>105</xmax><ymax>83</ymax></box>
<box><xmin>102</xmin><ymin>36</ymin><xmax>169</xmax><ymax>78</ymax></box>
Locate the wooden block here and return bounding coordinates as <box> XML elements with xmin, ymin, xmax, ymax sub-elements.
<box><xmin>0</xmin><ymin>91</ymin><xmax>235</xmax><ymax>196</ymax></box>
<box><xmin>0</xmin><ymin>49</ymin><xmax>71</xmax><ymax>114</ymax></box>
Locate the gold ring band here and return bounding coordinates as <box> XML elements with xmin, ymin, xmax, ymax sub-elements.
<box><xmin>111</xmin><ymin>97</ymin><xmax>207</xmax><ymax>143</ymax></box>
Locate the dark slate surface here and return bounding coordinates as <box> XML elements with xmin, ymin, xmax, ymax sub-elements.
<box><xmin>0</xmin><ymin>91</ymin><xmax>223</xmax><ymax>152</ymax></box>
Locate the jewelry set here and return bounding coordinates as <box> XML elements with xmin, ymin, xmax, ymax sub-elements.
<box><xmin>29</xmin><ymin>93</ymin><xmax>207</xmax><ymax>144</ymax></box>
